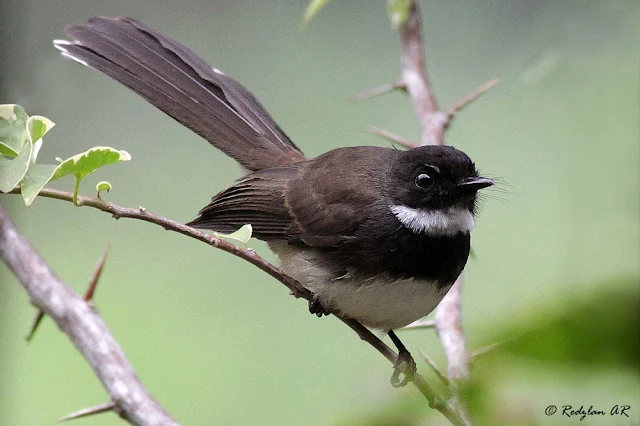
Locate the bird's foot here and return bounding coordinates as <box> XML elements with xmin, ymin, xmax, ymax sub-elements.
<box><xmin>390</xmin><ymin>350</ymin><xmax>417</xmax><ymax>387</ymax></box>
<box><xmin>388</xmin><ymin>330</ymin><xmax>416</xmax><ymax>387</ymax></box>
<box><xmin>308</xmin><ymin>296</ymin><xmax>330</xmax><ymax>317</ymax></box>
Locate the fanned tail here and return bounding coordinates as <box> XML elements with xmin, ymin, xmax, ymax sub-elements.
<box><xmin>54</xmin><ymin>16</ymin><xmax>306</xmax><ymax>171</ymax></box>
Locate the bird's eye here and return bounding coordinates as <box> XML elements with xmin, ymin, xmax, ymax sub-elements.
<box><xmin>415</xmin><ymin>173</ymin><xmax>433</xmax><ymax>189</ymax></box>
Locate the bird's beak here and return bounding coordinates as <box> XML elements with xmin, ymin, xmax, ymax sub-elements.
<box><xmin>456</xmin><ymin>177</ymin><xmax>494</xmax><ymax>192</ymax></box>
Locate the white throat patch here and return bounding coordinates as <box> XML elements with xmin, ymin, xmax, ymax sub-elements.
<box><xmin>390</xmin><ymin>205</ymin><xmax>475</xmax><ymax>235</ymax></box>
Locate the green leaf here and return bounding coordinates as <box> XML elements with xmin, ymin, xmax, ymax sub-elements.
<box><xmin>96</xmin><ymin>181</ymin><xmax>112</xmax><ymax>198</ymax></box>
<box><xmin>0</xmin><ymin>105</ymin><xmax>130</xmax><ymax>205</ymax></box>
<box><xmin>214</xmin><ymin>224</ymin><xmax>253</xmax><ymax>246</ymax></box>
<box><xmin>302</xmin><ymin>0</ymin><xmax>332</xmax><ymax>26</ymax></box>
<box><xmin>50</xmin><ymin>146</ymin><xmax>131</xmax><ymax>205</ymax></box>
<box><xmin>26</xmin><ymin>115</ymin><xmax>55</xmax><ymax>162</ymax></box>
<box><xmin>20</xmin><ymin>163</ymin><xmax>58</xmax><ymax>206</ymax></box>
<box><xmin>387</xmin><ymin>0</ymin><xmax>411</xmax><ymax>28</ymax></box>
<box><xmin>51</xmin><ymin>146</ymin><xmax>131</xmax><ymax>182</ymax></box>
<box><xmin>0</xmin><ymin>104</ymin><xmax>29</xmax><ymax>157</ymax></box>
<box><xmin>20</xmin><ymin>164</ymin><xmax>56</xmax><ymax>207</ymax></box>
<box><xmin>0</xmin><ymin>140</ymin><xmax>32</xmax><ymax>193</ymax></box>
<box><xmin>26</xmin><ymin>115</ymin><xmax>55</xmax><ymax>143</ymax></box>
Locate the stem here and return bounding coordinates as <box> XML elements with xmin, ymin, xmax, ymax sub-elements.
<box><xmin>72</xmin><ymin>176</ymin><xmax>81</xmax><ymax>206</ymax></box>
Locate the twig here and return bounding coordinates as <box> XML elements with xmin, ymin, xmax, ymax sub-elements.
<box><xmin>351</xmin><ymin>81</ymin><xmax>406</xmax><ymax>102</ymax></box>
<box><xmin>470</xmin><ymin>342</ymin><xmax>502</xmax><ymax>360</ymax></box>
<box><xmin>59</xmin><ymin>401</ymin><xmax>116</xmax><ymax>422</ymax></box>
<box><xmin>84</xmin><ymin>247</ymin><xmax>109</xmax><ymax>302</ymax></box>
<box><xmin>4</xmin><ymin>187</ymin><xmax>467</xmax><ymax>426</ymax></box>
<box><xmin>398</xmin><ymin>0</ymin><xmax>446</xmax><ymax>146</ymax></box>
<box><xmin>0</xmin><ymin>205</ymin><xmax>179</xmax><ymax>425</ymax></box>
<box><xmin>413</xmin><ymin>374</ymin><xmax>462</xmax><ymax>425</ymax></box>
<box><xmin>9</xmin><ymin>186</ymin><xmax>310</xmax><ymax>300</ymax></box>
<box><xmin>447</xmin><ymin>78</ymin><xmax>500</xmax><ymax>118</ymax></box>
<box><xmin>420</xmin><ymin>350</ymin><xmax>450</xmax><ymax>387</ymax></box>
<box><xmin>398</xmin><ymin>2</ymin><xmax>498</xmax><ymax>147</ymax></box>
<box><xmin>368</xmin><ymin>126</ymin><xmax>417</xmax><ymax>149</ymax></box>
<box><xmin>25</xmin><ymin>310</ymin><xmax>45</xmax><ymax>341</ymax></box>
<box><xmin>402</xmin><ymin>319</ymin><xmax>436</xmax><ymax>330</ymax></box>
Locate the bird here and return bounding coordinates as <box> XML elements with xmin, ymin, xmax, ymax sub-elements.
<box><xmin>54</xmin><ymin>16</ymin><xmax>493</xmax><ymax>386</ymax></box>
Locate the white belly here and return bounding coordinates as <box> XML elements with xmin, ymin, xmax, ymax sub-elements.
<box><xmin>270</xmin><ymin>243</ymin><xmax>452</xmax><ymax>330</ymax></box>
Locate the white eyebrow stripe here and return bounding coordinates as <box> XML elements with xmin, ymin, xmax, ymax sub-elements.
<box><xmin>390</xmin><ymin>205</ymin><xmax>475</xmax><ymax>235</ymax></box>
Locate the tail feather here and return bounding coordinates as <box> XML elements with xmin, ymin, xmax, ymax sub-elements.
<box><xmin>124</xmin><ymin>19</ymin><xmax>296</xmax><ymax>153</ymax></box>
<box><xmin>54</xmin><ymin>17</ymin><xmax>305</xmax><ymax>171</ymax></box>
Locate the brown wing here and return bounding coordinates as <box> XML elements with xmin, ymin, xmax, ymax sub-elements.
<box><xmin>188</xmin><ymin>147</ymin><xmax>397</xmax><ymax>245</ymax></box>
<box><xmin>286</xmin><ymin>147</ymin><xmax>396</xmax><ymax>247</ymax></box>
<box><xmin>187</xmin><ymin>166</ymin><xmax>301</xmax><ymax>240</ymax></box>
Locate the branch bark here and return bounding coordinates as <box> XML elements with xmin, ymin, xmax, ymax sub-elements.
<box><xmin>399</xmin><ymin>0</ymin><xmax>447</xmax><ymax>146</ymax></box>
<box><xmin>0</xmin><ymin>205</ymin><xmax>179</xmax><ymax>426</ymax></box>
<box><xmin>434</xmin><ymin>277</ymin><xmax>471</xmax><ymax>423</ymax></box>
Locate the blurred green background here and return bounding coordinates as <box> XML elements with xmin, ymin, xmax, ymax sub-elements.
<box><xmin>1</xmin><ymin>1</ymin><xmax>638</xmax><ymax>425</ymax></box>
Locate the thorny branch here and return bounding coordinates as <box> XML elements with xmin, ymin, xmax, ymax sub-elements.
<box><xmin>397</xmin><ymin>4</ymin><xmax>473</xmax><ymax>415</ymax></box>
<box><xmin>26</xmin><ymin>246</ymin><xmax>108</xmax><ymax>341</ymax></box>
<box><xmin>395</xmin><ymin>1</ymin><xmax>498</xmax><ymax>148</ymax></box>
<box><xmin>398</xmin><ymin>0</ymin><xmax>445</xmax><ymax>146</ymax></box>
<box><xmin>0</xmin><ymin>205</ymin><xmax>179</xmax><ymax>426</ymax></box>
<box><xmin>390</xmin><ymin>0</ymin><xmax>497</xmax><ymax>423</ymax></box>
<box><xmin>398</xmin><ymin>0</ymin><xmax>470</xmax><ymax>422</ymax></box>
<box><xmin>4</xmin><ymin>187</ymin><xmax>467</xmax><ymax>426</ymax></box>
<box><xmin>368</xmin><ymin>125</ymin><xmax>417</xmax><ymax>149</ymax></box>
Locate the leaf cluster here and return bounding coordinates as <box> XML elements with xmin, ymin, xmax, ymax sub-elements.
<box><xmin>0</xmin><ymin>104</ymin><xmax>130</xmax><ymax>205</ymax></box>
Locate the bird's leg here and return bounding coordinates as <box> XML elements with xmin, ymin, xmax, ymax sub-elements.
<box><xmin>308</xmin><ymin>295</ymin><xmax>330</xmax><ymax>317</ymax></box>
<box><xmin>388</xmin><ymin>330</ymin><xmax>416</xmax><ymax>387</ymax></box>
<box><xmin>308</xmin><ymin>297</ymin><xmax>415</xmax><ymax>386</ymax></box>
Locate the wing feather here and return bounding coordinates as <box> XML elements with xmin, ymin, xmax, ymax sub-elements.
<box><xmin>286</xmin><ymin>147</ymin><xmax>395</xmax><ymax>247</ymax></box>
<box><xmin>188</xmin><ymin>147</ymin><xmax>398</xmax><ymax>246</ymax></box>
<box><xmin>187</xmin><ymin>167</ymin><xmax>301</xmax><ymax>240</ymax></box>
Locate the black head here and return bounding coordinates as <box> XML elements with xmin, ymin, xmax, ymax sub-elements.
<box><xmin>389</xmin><ymin>145</ymin><xmax>493</xmax><ymax>213</ymax></box>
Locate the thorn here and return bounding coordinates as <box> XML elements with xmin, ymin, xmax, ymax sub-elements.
<box><xmin>25</xmin><ymin>310</ymin><xmax>45</xmax><ymax>342</ymax></box>
<box><xmin>350</xmin><ymin>81</ymin><xmax>406</xmax><ymax>102</ymax></box>
<box><xmin>59</xmin><ymin>401</ymin><xmax>115</xmax><ymax>421</ymax></box>
<box><xmin>368</xmin><ymin>126</ymin><xmax>418</xmax><ymax>149</ymax></box>
<box><xmin>83</xmin><ymin>247</ymin><xmax>109</xmax><ymax>302</ymax></box>
<box><xmin>26</xmin><ymin>247</ymin><xmax>109</xmax><ymax>341</ymax></box>
<box><xmin>447</xmin><ymin>77</ymin><xmax>500</xmax><ymax>117</ymax></box>
<box><xmin>419</xmin><ymin>350</ymin><xmax>450</xmax><ymax>387</ymax></box>
<box><xmin>402</xmin><ymin>319</ymin><xmax>436</xmax><ymax>330</ymax></box>
<box><xmin>471</xmin><ymin>342</ymin><xmax>502</xmax><ymax>360</ymax></box>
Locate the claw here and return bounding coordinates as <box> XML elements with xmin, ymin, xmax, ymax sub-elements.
<box><xmin>390</xmin><ymin>351</ymin><xmax>417</xmax><ymax>387</ymax></box>
<box><xmin>308</xmin><ymin>296</ymin><xmax>330</xmax><ymax>317</ymax></box>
